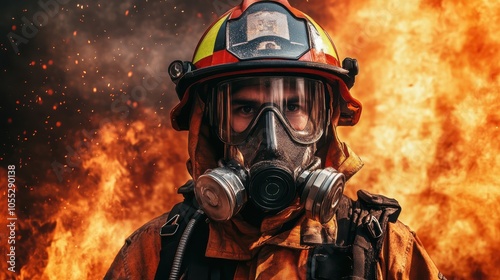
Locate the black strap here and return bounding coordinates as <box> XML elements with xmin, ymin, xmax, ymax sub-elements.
<box><xmin>154</xmin><ymin>181</ymin><xmax>237</xmax><ymax>280</ymax></box>
<box><xmin>308</xmin><ymin>190</ymin><xmax>401</xmax><ymax>280</ymax></box>
<box><xmin>154</xmin><ymin>181</ymin><xmax>199</xmax><ymax>279</ymax></box>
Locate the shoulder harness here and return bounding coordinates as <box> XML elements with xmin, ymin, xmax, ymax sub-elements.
<box><xmin>308</xmin><ymin>189</ymin><xmax>401</xmax><ymax>280</ymax></box>
<box><xmin>154</xmin><ymin>181</ymin><xmax>237</xmax><ymax>280</ymax></box>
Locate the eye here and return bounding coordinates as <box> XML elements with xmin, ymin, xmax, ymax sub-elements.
<box><xmin>241</xmin><ymin>106</ymin><xmax>254</xmax><ymax>114</ymax></box>
<box><xmin>286</xmin><ymin>104</ymin><xmax>299</xmax><ymax>112</ymax></box>
<box><xmin>233</xmin><ymin>105</ymin><xmax>256</xmax><ymax>116</ymax></box>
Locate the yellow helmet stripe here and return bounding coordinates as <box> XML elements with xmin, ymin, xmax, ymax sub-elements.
<box><xmin>303</xmin><ymin>15</ymin><xmax>339</xmax><ymax>61</ymax></box>
<box><xmin>193</xmin><ymin>15</ymin><xmax>229</xmax><ymax>65</ymax></box>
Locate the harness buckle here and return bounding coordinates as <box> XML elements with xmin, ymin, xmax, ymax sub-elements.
<box><xmin>364</xmin><ymin>215</ymin><xmax>383</xmax><ymax>239</ymax></box>
<box><xmin>159</xmin><ymin>214</ymin><xmax>180</xmax><ymax>236</ymax></box>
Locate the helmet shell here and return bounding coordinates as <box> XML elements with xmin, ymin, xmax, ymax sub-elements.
<box><xmin>170</xmin><ymin>0</ymin><xmax>361</xmax><ymax>130</ymax></box>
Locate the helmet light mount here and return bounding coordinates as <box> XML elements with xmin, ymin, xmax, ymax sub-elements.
<box><xmin>342</xmin><ymin>57</ymin><xmax>359</xmax><ymax>89</ymax></box>
<box><xmin>169</xmin><ymin>60</ymin><xmax>194</xmax><ymax>85</ymax></box>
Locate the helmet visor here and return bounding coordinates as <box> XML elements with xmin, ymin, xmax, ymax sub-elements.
<box><xmin>215</xmin><ymin>76</ymin><xmax>326</xmax><ymax>145</ymax></box>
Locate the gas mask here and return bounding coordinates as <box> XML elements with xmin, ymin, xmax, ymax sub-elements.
<box><xmin>195</xmin><ymin>76</ymin><xmax>346</xmax><ymax>224</ymax></box>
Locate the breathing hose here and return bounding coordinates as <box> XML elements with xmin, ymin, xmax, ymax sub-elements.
<box><xmin>169</xmin><ymin>209</ymin><xmax>206</xmax><ymax>280</ymax></box>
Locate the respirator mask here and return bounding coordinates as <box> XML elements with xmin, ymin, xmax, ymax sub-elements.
<box><xmin>195</xmin><ymin>76</ymin><xmax>346</xmax><ymax>224</ymax></box>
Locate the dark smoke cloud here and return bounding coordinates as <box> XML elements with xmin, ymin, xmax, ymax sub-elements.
<box><xmin>0</xmin><ymin>0</ymin><xmax>226</xmax><ymax>277</ymax></box>
<box><xmin>0</xmin><ymin>0</ymin><xmax>229</xmax><ymax>178</ymax></box>
<box><xmin>1</xmin><ymin>0</ymin><xmax>210</xmax><ymax>180</ymax></box>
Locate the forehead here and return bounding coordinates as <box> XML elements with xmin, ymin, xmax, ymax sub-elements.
<box><xmin>228</xmin><ymin>77</ymin><xmax>303</xmax><ymax>100</ymax></box>
<box><xmin>230</xmin><ymin>84</ymin><xmax>300</xmax><ymax>101</ymax></box>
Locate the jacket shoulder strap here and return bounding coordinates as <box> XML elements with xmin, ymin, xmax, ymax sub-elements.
<box><xmin>154</xmin><ymin>180</ymin><xmax>237</xmax><ymax>280</ymax></box>
<box><xmin>154</xmin><ymin>180</ymin><xmax>199</xmax><ymax>280</ymax></box>
<box><xmin>350</xmin><ymin>189</ymin><xmax>401</xmax><ymax>279</ymax></box>
<box><xmin>308</xmin><ymin>190</ymin><xmax>401</xmax><ymax>280</ymax></box>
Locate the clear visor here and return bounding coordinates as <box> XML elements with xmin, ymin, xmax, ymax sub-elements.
<box><xmin>215</xmin><ymin>76</ymin><xmax>326</xmax><ymax>145</ymax></box>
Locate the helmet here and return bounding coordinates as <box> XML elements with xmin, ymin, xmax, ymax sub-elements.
<box><xmin>169</xmin><ymin>0</ymin><xmax>362</xmax><ymax>131</ymax></box>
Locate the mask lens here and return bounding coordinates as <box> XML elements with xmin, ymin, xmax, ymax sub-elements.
<box><xmin>215</xmin><ymin>76</ymin><xmax>325</xmax><ymax>145</ymax></box>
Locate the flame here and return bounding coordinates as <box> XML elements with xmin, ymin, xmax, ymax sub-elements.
<box><xmin>1</xmin><ymin>0</ymin><xmax>499</xmax><ymax>279</ymax></box>
<box><xmin>308</xmin><ymin>0</ymin><xmax>500</xmax><ymax>278</ymax></box>
<box><xmin>2</xmin><ymin>110</ymin><xmax>189</xmax><ymax>279</ymax></box>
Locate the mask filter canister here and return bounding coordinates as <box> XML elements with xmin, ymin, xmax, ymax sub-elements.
<box><xmin>298</xmin><ymin>167</ymin><xmax>346</xmax><ymax>224</ymax></box>
<box><xmin>195</xmin><ymin>164</ymin><xmax>247</xmax><ymax>221</ymax></box>
<box><xmin>196</xmin><ymin>163</ymin><xmax>346</xmax><ymax>224</ymax></box>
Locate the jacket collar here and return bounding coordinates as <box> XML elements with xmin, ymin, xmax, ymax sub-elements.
<box><xmin>205</xmin><ymin>204</ymin><xmax>338</xmax><ymax>260</ymax></box>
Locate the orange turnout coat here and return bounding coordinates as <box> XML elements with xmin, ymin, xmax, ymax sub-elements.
<box><xmin>104</xmin><ymin>204</ymin><xmax>443</xmax><ymax>279</ymax></box>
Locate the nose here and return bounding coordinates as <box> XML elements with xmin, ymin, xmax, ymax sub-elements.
<box><xmin>252</xmin><ymin>111</ymin><xmax>288</xmax><ymax>161</ymax></box>
<box><xmin>264</xmin><ymin>111</ymin><xmax>278</xmax><ymax>152</ymax></box>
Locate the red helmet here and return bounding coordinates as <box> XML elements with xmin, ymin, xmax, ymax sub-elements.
<box><xmin>169</xmin><ymin>0</ymin><xmax>361</xmax><ymax>131</ymax></box>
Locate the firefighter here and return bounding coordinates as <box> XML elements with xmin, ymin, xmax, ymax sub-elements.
<box><xmin>105</xmin><ymin>0</ymin><xmax>445</xmax><ymax>279</ymax></box>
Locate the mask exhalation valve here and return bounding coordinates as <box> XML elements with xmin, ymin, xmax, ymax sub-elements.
<box><xmin>248</xmin><ymin>162</ymin><xmax>296</xmax><ymax>213</ymax></box>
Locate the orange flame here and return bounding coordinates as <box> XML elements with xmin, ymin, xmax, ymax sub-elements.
<box><xmin>2</xmin><ymin>111</ymin><xmax>189</xmax><ymax>279</ymax></box>
<box><xmin>309</xmin><ymin>0</ymin><xmax>500</xmax><ymax>278</ymax></box>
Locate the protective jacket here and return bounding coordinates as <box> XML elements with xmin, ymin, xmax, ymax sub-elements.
<box><xmin>104</xmin><ymin>191</ymin><xmax>444</xmax><ymax>279</ymax></box>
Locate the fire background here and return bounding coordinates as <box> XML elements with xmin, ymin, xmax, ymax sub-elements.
<box><xmin>0</xmin><ymin>0</ymin><xmax>499</xmax><ymax>279</ymax></box>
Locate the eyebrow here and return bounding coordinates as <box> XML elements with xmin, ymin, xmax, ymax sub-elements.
<box><xmin>286</xmin><ymin>96</ymin><xmax>300</xmax><ymax>103</ymax></box>
<box><xmin>231</xmin><ymin>98</ymin><xmax>262</xmax><ymax>108</ymax></box>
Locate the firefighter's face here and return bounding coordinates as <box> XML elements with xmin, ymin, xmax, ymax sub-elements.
<box><xmin>213</xmin><ymin>76</ymin><xmax>326</xmax><ymax>146</ymax></box>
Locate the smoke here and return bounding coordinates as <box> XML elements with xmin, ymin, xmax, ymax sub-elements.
<box><xmin>0</xmin><ymin>0</ymin><xmax>212</xmax><ymax>278</ymax></box>
<box><xmin>0</xmin><ymin>0</ymin><xmax>209</xmax><ymax>176</ymax></box>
